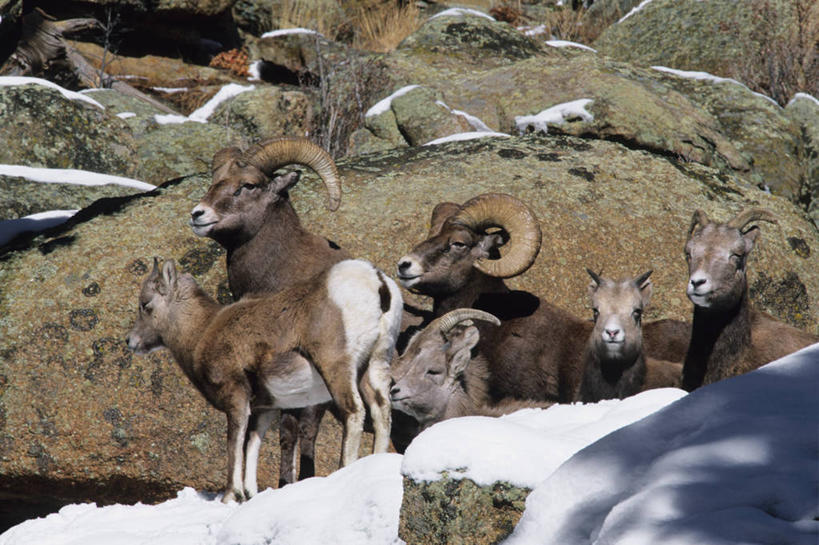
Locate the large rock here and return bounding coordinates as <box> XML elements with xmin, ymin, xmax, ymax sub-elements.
<box><xmin>786</xmin><ymin>94</ymin><xmax>819</xmax><ymax>229</ymax></box>
<box><xmin>1</xmin><ymin>134</ymin><xmax>817</xmax><ymax>523</ymax></box>
<box><xmin>0</xmin><ymin>81</ymin><xmax>138</xmax><ymax>177</ymax></box>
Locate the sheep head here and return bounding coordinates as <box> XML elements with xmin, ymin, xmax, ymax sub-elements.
<box><xmin>390</xmin><ymin>309</ymin><xmax>500</xmax><ymax>424</ymax></box>
<box><xmin>587</xmin><ymin>269</ymin><xmax>652</xmax><ymax>364</ymax></box>
<box><xmin>684</xmin><ymin>208</ymin><xmax>777</xmax><ymax>311</ymax></box>
<box><xmin>126</xmin><ymin>258</ymin><xmax>181</xmax><ymax>354</ymax></box>
<box><xmin>396</xmin><ymin>193</ymin><xmax>542</xmax><ymax>294</ymax></box>
<box><xmin>190</xmin><ymin>138</ymin><xmax>340</xmax><ymax>244</ymax></box>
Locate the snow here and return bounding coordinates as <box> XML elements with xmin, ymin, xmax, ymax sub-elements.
<box><xmin>247</xmin><ymin>60</ymin><xmax>263</xmax><ymax>81</ymax></box>
<box><xmin>546</xmin><ymin>40</ymin><xmax>597</xmax><ymax>53</ymax></box>
<box><xmin>365</xmin><ymin>85</ymin><xmax>420</xmax><ymax>118</ymax></box>
<box><xmin>0</xmin><ymin>165</ymin><xmax>155</xmax><ymax>191</ymax></box>
<box><xmin>423</xmin><ymin>131</ymin><xmax>511</xmax><ymax>146</ymax></box>
<box><xmin>788</xmin><ymin>92</ymin><xmax>819</xmax><ymax>107</ymax></box>
<box><xmin>429</xmin><ymin>8</ymin><xmax>495</xmax><ymax>22</ymax></box>
<box><xmin>652</xmin><ymin>66</ymin><xmax>779</xmax><ymax>106</ymax></box>
<box><xmin>261</xmin><ymin>28</ymin><xmax>322</xmax><ymax>39</ymax></box>
<box><xmin>3</xmin><ymin>345</ymin><xmax>817</xmax><ymax>544</ymax></box>
<box><xmin>154</xmin><ymin>83</ymin><xmax>254</xmax><ymax>124</ymax></box>
<box><xmin>401</xmin><ymin>388</ymin><xmax>685</xmax><ymax>487</ymax></box>
<box><xmin>0</xmin><ymin>76</ymin><xmax>104</xmax><ymax>109</ymax></box>
<box><xmin>515</xmin><ymin>98</ymin><xmax>594</xmax><ymax>134</ymax></box>
<box><xmin>0</xmin><ymin>210</ymin><xmax>78</xmax><ymax>247</ymax></box>
<box><xmin>505</xmin><ymin>342</ymin><xmax>819</xmax><ymax>545</ymax></box>
<box><xmin>117</xmin><ymin>112</ymin><xmax>137</xmax><ymax>119</ymax></box>
<box><xmin>618</xmin><ymin>0</ymin><xmax>654</xmax><ymax>23</ymax></box>
<box><xmin>435</xmin><ymin>100</ymin><xmax>493</xmax><ymax>132</ymax></box>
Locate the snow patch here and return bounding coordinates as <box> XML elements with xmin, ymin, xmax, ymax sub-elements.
<box><xmin>430</xmin><ymin>7</ymin><xmax>495</xmax><ymax>21</ymax></box>
<box><xmin>154</xmin><ymin>83</ymin><xmax>254</xmax><ymax>124</ymax></box>
<box><xmin>0</xmin><ymin>76</ymin><xmax>104</xmax><ymax>109</ymax></box>
<box><xmin>424</xmin><ymin>131</ymin><xmax>510</xmax><ymax>146</ymax></box>
<box><xmin>261</xmin><ymin>28</ymin><xmax>323</xmax><ymax>39</ymax></box>
<box><xmin>365</xmin><ymin>85</ymin><xmax>420</xmax><ymax>118</ymax></box>
<box><xmin>652</xmin><ymin>66</ymin><xmax>779</xmax><ymax>106</ymax></box>
<box><xmin>788</xmin><ymin>92</ymin><xmax>819</xmax><ymax>107</ymax></box>
<box><xmin>618</xmin><ymin>0</ymin><xmax>654</xmax><ymax>23</ymax></box>
<box><xmin>546</xmin><ymin>40</ymin><xmax>597</xmax><ymax>53</ymax></box>
<box><xmin>0</xmin><ymin>210</ymin><xmax>78</xmax><ymax>247</ymax></box>
<box><xmin>0</xmin><ymin>165</ymin><xmax>155</xmax><ymax>191</ymax></box>
<box><xmin>435</xmin><ymin>100</ymin><xmax>494</xmax><ymax>132</ymax></box>
<box><xmin>116</xmin><ymin>112</ymin><xmax>137</xmax><ymax>119</ymax></box>
<box><xmin>515</xmin><ymin>98</ymin><xmax>594</xmax><ymax>134</ymax></box>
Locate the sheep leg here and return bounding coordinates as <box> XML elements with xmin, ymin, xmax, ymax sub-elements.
<box><xmin>296</xmin><ymin>403</ymin><xmax>327</xmax><ymax>480</ymax></box>
<box><xmin>278</xmin><ymin>410</ymin><xmax>300</xmax><ymax>487</ymax></box>
<box><xmin>243</xmin><ymin>408</ymin><xmax>277</xmax><ymax>498</ymax></box>
<box><xmin>223</xmin><ymin>399</ymin><xmax>251</xmax><ymax>503</ymax></box>
<box><xmin>324</xmin><ymin>360</ymin><xmax>366</xmax><ymax>467</ymax></box>
<box><xmin>361</xmin><ymin>359</ymin><xmax>392</xmax><ymax>454</ymax></box>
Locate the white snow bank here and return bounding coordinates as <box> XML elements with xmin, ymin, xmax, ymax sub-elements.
<box><xmin>618</xmin><ymin>0</ymin><xmax>654</xmax><ymax>23</ymax></box>
<box><xmin>0</xmin><ymin>165</ymin><xmax>155</xmax><ymax>191</ymax></box>
<box><xmin>402</xmin><ymin>388</ymin><xmax>686</xmax><ymax>487</ymax></box>
<box><xmin>154</xmin><ymin>83</ymin><xmax>254</xmax><ymax>124</ymax></box>
<box><xmin>651</xmin><ymin>66</ymin><xmax>779</xmax><ymax>106</ymax></box>
<box><xmin>261</xmin><ymin>28</ymin><xmax>322</xmax><ymax>39</ymax></box>
<box><xmin>435</xmin><ymin>100</ymin><xmax>493</xmax><ymax>132</ymax></box>
<box><xmin>429</xmin><ymin>7</ymin><xmax>495</xmax><ymax>21</ymax></box>
<box><xmin>424</xmin><ymin>131</ymin><xmax>511</xmax><ymax>146</ymax></box>
<box><xmin>217</xmin><ymin>454</ymin><xmax>402</xmax><ymax>545</ymax></box>
<box><xmin>515</xmin><ymin>98</ymin><xmax>594</xmax><ymax>134</ymax></box>
<box><xmin>546</xmin><ymin>40</ymin><xmax>597</xmax><ymax>53</ymax></box>
<box><xmin>0</xmin><ymin>454</ymin><xmax>402</xmax><ymax>545</ymax></box>
<box><xmin>0</xmin><ymin>210</ymin><xmax>78</xmax><ymax>247</ymax></box>
<box><xmin>0</xmin><ymin>76</ymin><xmax>104</xmax><ymax>109</ymax></box>
<box><xmin>505</xmin><ymin>342</ymin><xmax>819</xmax><ymax>545</ymax></box>
<box><xmin>788</xmin><ymin>92</ymin><xmax>819</xmax><ymax>107</ymax></box>
<box><xmin>365</xmin><ymin>85</ymin><xmax>420</xmax><ymax>118</ymax></box>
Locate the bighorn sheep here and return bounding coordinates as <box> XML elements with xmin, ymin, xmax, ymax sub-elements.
<box><xmin>396</xmin><ymin>193</ymin><xmax>690</xmax><ymax>403</ymax></box>
<box><xmin>390</xmin><ymin>308</ymin><xmax>552</xmax><ymax>431</ymax></box>
<box><xmin>126</xmin><ymin>258</ymin><xmax>402</xmax><ymax>502</ymax></box>
<box><xmin>577</xmin><ymin>269</ymin><xmax>682</xmax><ymax>403</ymax></box>
<box><xmin>190</xmin><ymin>138</ymin><xmax>348</xmax><ymax>486</ymax></box>
<box><xmin>682</xmin><ymin>208</ymin><xmax>818</xmax><ymax>390</ymax></box>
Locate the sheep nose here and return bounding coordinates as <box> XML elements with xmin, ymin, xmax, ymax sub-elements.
<box><xmin>191</xmin><ymin>207</ymin><xmax>204</xmax><ymax>220</ymax></box>
<box><xmin>690</xmin><ymin>278</ymin><xmax>707</xmax><ymax>289</ymax></box>
<box><xmin>605</xmin><ymin>328</ymin><xmax>620</xmax><ymax>340</ymax></box>
<box><xmin>390</xmin><ymin>384</ymin><xmax>401</xmax><ymax>397</ymax></box>
<box><xmin>397</xmin><ymin>259</ymin><xmax>411</xmax><ymax>273</ymax></box>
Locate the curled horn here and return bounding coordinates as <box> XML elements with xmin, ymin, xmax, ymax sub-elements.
<box><xmin>726</xmin><ymin>208</ymin><xmax>778</xmax><ymax>233</ymax></box>
<box><xmin>433</xmin><ymin>308</ymin><xmax>501</xmax><ymax>335</ymax></box>
<box><xmin>688</xmin><ymin>209</ymin><xmax>710</xmax><ymax>237</ymax></box>
<box><xmin>246</xmin><ymin>138</ymin><xmax>342</xmax><ymax>211</ymax></box>
<box><xmin>450</xmin><ymin>193</ymin><xmax>542</xmax><ymax>279</ymax></box>
<box><xmin>212</xmin><ymin>147</ymin><xmax>243</xmax><ymax>174</ymax></box>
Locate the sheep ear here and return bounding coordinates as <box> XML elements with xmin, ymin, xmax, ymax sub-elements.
<box><xmin>444</xmin><ymin>322</ymin><xmax>480</xmax><ymax>378</ymax></box>
<box><xmin>159</xmin><ymin>259</ymin><xmax>178</xmax><ymax>296</ymax></box>
<box><xmin>270</xmin><ymin>171</ymin><xmax>300</xmax><ymax>195</ymax></box>
<box><xmin>742</xmin><ymin>225</ymin><xmax>761</xmax><ymax>253</ymax></box>
<box><xmin>634</xmin><ymin>270</ymin><xmax>653</xmax><ymax>307</ymax></box>
<box><xmin>586</xmin><ymin>268</ymin><xmax>602</xmax><ymax>296</ymax></box>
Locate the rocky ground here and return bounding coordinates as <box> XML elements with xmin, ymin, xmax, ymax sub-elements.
<box><xmin>0</xmin><ymin>0</ymin><xmax>816</xmax><ymax>536</ymax></box>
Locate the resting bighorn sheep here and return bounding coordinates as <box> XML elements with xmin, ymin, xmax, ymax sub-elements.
<box><xmin>396</xmin><ymin>193</ymin><xmax>690</xmax><ymax>403</ymax></box>
<box><xmin>126</xmin><ymin>258</ymin><xmax>402</xmax><ymax>503</ymax></box>
<box><xmin>390</xmin><ymin>308</ymin><xmax>552</xmax><ymax>431</ymax></box>
<box><xmin>577</xmin><ymin>270</ymin><xmax>682</xmax><ymax>403</ymax></box>
<box><xmin>682</xmin><ymin>208</ymin><xmax>818</xmax><ymax>390</ymax></box>
<box><xmin>190</xmin><ymin>138</ymin><xmax>348</xmax><ymax>486</ymax></box>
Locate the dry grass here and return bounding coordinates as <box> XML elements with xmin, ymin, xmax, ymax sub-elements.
<box><xmin>353</xmin><ymin>1</ymin><xmax>422</xmax><ymax>52</ymax></box>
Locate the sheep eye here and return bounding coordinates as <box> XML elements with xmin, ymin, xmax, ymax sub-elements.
<box><xmin>233</xmin><ymin>187</ymin><xmax>243</xmax><ymax>197</ymax></box>
<box><xmin>426</xmin><ymin>369</ymin><xmax>442</xmax><ymax>376</ymax></box>
<box><xmin>632</xmin><ymin>309</ymin><xmax>642</xmax><ymax>323</ymax></box>
<box><xmin>731</xmin><ymin>254</ymin><xmax>745</xmax><ymax>269</ymax></box>
<box><xmin>450</xmin><ymin>241</ymin><xmax>467</xmax><ymax>250</ymax></box>
<box><xmin>140</xmin><ymin>302</ymin><xmax>152</xmax><ymax>315</ymax></box>
<box><xmin>592</xmin><ymin>309</ymin><xmax>599</xmax><ymax>322</ymax></box>
<box><xmin>233</xmin><ymin>184</ymin><xmax>256</xmax><ymax>197</ymax></box>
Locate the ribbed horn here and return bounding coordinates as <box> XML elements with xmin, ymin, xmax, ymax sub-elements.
<box><xmin>433</xmin><ymin>308</ymin><xmax>501</xmax><ymax>335</ymax></box>
<box><xmin>246</xmin><ymin>138</ymin><xmax>341</xmax><ymax>211</ymax></box>
<box><xmin>726</xmin><ymin>208</ymin><xmax>778</xmax><ymax>232</ymax></box>
<box><xmin>688</xmin><ymin>209</ymin><xmax>710</xmax><ymax>236</ymax></box>
<box><xmin>450</xmin><ymin>193</ymin><xmax>542</xmax><ymax>279</ymax></box>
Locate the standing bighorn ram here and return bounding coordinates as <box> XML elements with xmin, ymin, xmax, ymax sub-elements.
<box><xmin>189</xmin><ymin>138</ymin><xmax>349</xmax><ymax>486</ymax></box>
<box><xmin>682</xmin><ymin>208</ymin><xmax>818</xmax><ymax>390</ymax></box>
<box><xmin>396</xmin><ymin>193</ymin><xmax>691</xmax><ymax>403</ymax></box>
<box><xmin>126</xmin><ymin>258</ymin><xmax>402</xmax><ymax>502</ymax></box>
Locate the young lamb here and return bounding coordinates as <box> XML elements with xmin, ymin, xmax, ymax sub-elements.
<box><xmin>682</xmin><ymin>208</ymin><xmax>818</xmax><ymax>390</ymax></box>
<box><xmin>396</xmin><ymin>193</ymin><xmax>691</xmax><ymax>404</ymax></box>
<box><xmin>126</xmin><ymin>258</ymin><xmax>402</xmax><ymax>502</ymax></box>
<box><xmin>190</xmin><ymin>138</ymin><xmax>349</xmax><ymax>486</ymax></box>
<box><xmin>577</xmin><ymin>269</ymin><xmax>682</xmax><ymax>403</ymax></box>
<box><xmin>390</xmin><ymin>308</ymin><xmax>553</xmax><ymax>433</ymax></box>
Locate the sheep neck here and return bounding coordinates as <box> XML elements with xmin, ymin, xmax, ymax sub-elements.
<box><xmin>432</xmin><ymin>272</ymin><xmax>508</xmax><ymax>316</ymax></box>
<box><xmin>162</xmin><ymin>290</ymin><xmax>220</xmax><ymax>378</ymax></box>
<box><xmin>579</xmin><ymin>343</ymin><xmax>646</xmax><ymax>402</ymax></box>
<box><xmin>682</xmin><ymin>291</ymin><xmax>752</xmax><ymax>391</ymax></box>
